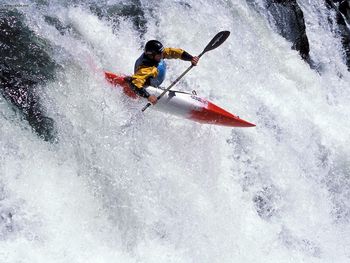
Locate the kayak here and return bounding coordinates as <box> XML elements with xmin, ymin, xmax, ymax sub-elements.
<box><xmin>104</xmin><ymin>71</ymin><xmax>255</xmax><ymax>128</ymax></box>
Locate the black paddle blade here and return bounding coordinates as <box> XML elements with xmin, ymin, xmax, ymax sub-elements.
<box><xmin>203</xmin><ymin>31</ymin><xmax>230</xmax><ymax>54</ymax></box>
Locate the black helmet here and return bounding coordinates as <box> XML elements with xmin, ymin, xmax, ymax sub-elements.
<box><xmin>144</xmin><ymin>40</ymin><xmax>164</xmax><ymax>55</ymax></box>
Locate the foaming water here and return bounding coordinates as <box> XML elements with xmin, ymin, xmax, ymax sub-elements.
<box><xmin>1</xmin><ymin>0</ymin><xmax>350</xmax><ymax>262</ymax></box>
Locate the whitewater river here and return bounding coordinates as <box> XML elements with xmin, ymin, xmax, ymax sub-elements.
<box><xmin>0</xmin><ymin>0</ymin><xmax>349</xmax><ymax>262</ymax></box>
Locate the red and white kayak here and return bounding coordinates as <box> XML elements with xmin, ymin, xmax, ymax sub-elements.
<box><xmin>105</xmin><ymin>71</ymin><xmax>255</xmax><ymax>128</ymax></box>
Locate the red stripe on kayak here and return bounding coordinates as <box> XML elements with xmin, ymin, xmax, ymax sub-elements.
<box><xmin>190</xmin><ymin>100</ymin><xmax>255</xmax><ymax>127</ymax></box>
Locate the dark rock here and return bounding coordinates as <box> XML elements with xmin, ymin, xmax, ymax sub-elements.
<box><xmin>339</xmin><ymin>0</ymin><xmax>350</xmax><ymax>22</ymax></box>
<box><xmin>326</xmin><ymin>0</ymin><xmax>350</xmax><ymax>21</ymax></box>
<box><xmin>265</xmin><ymin>0</ymin><xmax>310</xmax><ymax>61</ymax></box>
<box><xmin>0</xmin><ymin>10</ymin><xmax>57</xmax><ymax>141</ymax></box>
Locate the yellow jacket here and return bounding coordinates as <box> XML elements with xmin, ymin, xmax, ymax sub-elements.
<box><xmin>131</xmin><ymin>48</ymin><xmax>190</xmax><ymax>89</ymax></box>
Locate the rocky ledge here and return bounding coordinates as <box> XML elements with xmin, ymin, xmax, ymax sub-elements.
<box><xmin>262</xmin><ymin>0</ymin><xmax>350</xmax><ymax>70</ymax></box>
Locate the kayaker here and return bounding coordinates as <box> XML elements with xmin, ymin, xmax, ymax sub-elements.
<box><xmin>127</xmin><ymin>40</ymin><xmax>199</xmax><ymax>105</ymax></box>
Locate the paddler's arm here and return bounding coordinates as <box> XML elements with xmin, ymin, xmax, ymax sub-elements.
<box><xmin>129</xmin><ymin>82</ymin><xmax>158</xmax><ymax>105</ymax></box>
<box><xmin>163</xmin><ymin>48</ymin><xmax>199</xmax><ymax>65</ymax></box>
<box><xmin>130</xmin><ymin>66</ymin><xmax>158</xmax><ymax>104</ymax></box>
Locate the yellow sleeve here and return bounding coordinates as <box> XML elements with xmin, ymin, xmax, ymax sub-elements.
<box><xmin>131</xmin><ymin>66</ymin><xmax>158</xmax><ymax>89</ymax></box>
<box><xmin>163</xmin><ymin>47</ymin><xmax>184</xmax><ymax>59</ymax></box>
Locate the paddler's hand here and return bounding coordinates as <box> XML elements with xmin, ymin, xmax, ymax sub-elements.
<box><xmin>191</xmin><ymin>56</ymin><xmax>199</xmax><ymax>66</ymax></box>
<box><xmin>148</xmin><ymin>95</ymin><xmax>158</xmax><ymax>105</ymax></box>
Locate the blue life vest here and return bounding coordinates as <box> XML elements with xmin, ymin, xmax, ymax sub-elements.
<box><xmin>134</xmin><ymin>54</ymin><xmax>167</xmax><ymax>87</ymax></box>
<box><xmin>151</xmin><ymin>60</ymin><xmax>166</xmax><ymax>87</ymax></box>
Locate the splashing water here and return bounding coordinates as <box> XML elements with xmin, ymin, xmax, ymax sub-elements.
<box><xmin>1</xmin><ymin>0</ymin><xmax>350</xmax><ymax>262</ymax></box>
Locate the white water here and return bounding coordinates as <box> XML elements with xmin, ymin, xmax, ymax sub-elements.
<box><xmin>1</xmin><ymin>0</ymin><xmax>350</xmax><ymax>262</ymax></box>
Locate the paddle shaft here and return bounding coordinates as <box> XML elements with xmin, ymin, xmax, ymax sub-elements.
<box><xmin>141</xmin><ymin>31</ymin><xmax>230</xmax><ymax>112</ymax></box>
<box><xmin>141</xmin><ymin>60</ymin><xmax>197</xmax><ymax>112</ymax></box>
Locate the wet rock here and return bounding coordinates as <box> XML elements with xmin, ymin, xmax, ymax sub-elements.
<box><xmin>265</xmin><ymin>0</ymin><xmax>310</xmax><ymax>61</ymax></box>
<box><xmin>0</xmin><ymin>10</ymin><xmax>57</xmax><ymax>141</ymax></box>
<box><xmin>339</xmin><ymin>0</ymin><xmax>350</xmax><ymax>22</ymax></box>
<box><xmin>327</xmin><ymin>0</ymin><xmax>350</xmax><ymax>22</ymax></box>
